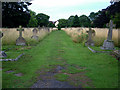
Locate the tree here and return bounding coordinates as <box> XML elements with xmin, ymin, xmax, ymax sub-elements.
<box><xmin>2</xmin><ymin>2</ymin><xmax>32</xmax><ymax>28</ymax></box>
<box><xmin>92</xmin><ymin>1</ymin><xmax>120</xmax><ymax>28</ymax></box>
<box><xmin>72</xmin><ymin>15</ymin><xmax>80</xmax><ymax>27</ymax></box>
<box><xmin>48</xmin><ymin>21</ymin><xmax>55</xmax><ymax>27</ymax></box>
<box><xmin>36</xmin><ymin>13</ymin><xmax>50</xmax><ymax>27</ymax></box>
<box><xmin>67</xmin><ymin>16</ymin><xmax>74</xmax><ymax>27</ymax></box>
<box><xmin>27</xmin><ymin>10</ymin><xmax>38</xmax><ymax>27</ymax></box>
<box><xmin>112</xmin><ymin>13</ymin><xmax>120</xmax><ymax>28</ymax></box>
<box><xmin>58</xmin><ymin>19</ymin><xmax>68</xmax><ymax>28</ymax></box>
<box><xmin>79</xmin><ymin>15</ymin><xmax>91</xmax><ymax>27</ymax></box>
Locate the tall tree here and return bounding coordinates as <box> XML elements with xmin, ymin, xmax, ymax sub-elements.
<box><xmin>27</xmin><ymin>10</ymin><xmax>38</xmax><ymax>27</ymax></box>
<box><xmin>36</xmin><ymin>13</ymin><xmax>50</xmax><ymax>27</ymax></box>
<box><xmin>2</xmin><ymin>2</ymin><xmax>32</xmax><ymax>28</ymax></box>
<box><xmin>67</xmin><ymin>16</ymin><xmax>74</xmax><ymax>27</ymax></box>
<box><xmin>58</xmin><ymin>19</ymin><xmax>68</xmax><ymax>28</ymax></box>
<box><xmin>72</xmin><ymin>15</ymin><xmax>80</xmax><ymax>27</ymax></box>
<box><xmin>79</xmin><ymin>15</ymin><xmax>91</xmax><ymax>27</ymax></box>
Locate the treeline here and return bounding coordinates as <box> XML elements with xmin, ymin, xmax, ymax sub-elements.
<box><xmin>2</xmin><ymin>2</ymin><xmax>120</xmax><ymax>28</ymax></box>
<box><xmin>2</xmin><ymin>2</ymin><xmax>54</xmax><ymax>28</ymax></box>
<box><xmin>58</xmin><ymin>2</ymin><xmax>120</xmax><ymax>28</ymax></box>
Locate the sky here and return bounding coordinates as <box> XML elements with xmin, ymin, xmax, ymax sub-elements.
<box><xmin>28</xmin><ymin>0</ymin><xmax>111</xmax><ymax>21</ymax></box>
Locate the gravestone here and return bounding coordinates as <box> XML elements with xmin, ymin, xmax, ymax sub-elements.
<box><xmin>16</xmin><ymin>25</ymin><xmax>26</xmax><ymax>46</ymax></box>
<box><xmin>38</xmin><ymin>25</ymin><xmax>42</xmax><ymax>32</ymax></box>
<box><xmin>0</xmin><ymin>32</ymin><xmax>7</xmax><ymax>58</ymax></box>
<box><xmin>101</xmin><ymin>20</ymin><xmax>115</xmax><ymax>50</ymax></box>
<box><xmin>31</xmin><ymin>28</ymin><xmax>38</xmax><ymax>40</ymax></box>
<box><xmin>85</xmin><ymin>27</ymin><xmax>94</xmax><ymax>46</ymax></box>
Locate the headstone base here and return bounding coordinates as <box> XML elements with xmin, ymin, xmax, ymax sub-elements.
<box><xmin>31</xmin><ymin>36</ymin><xmax>38</xmax><ymax>40</ymax></box>
<box><xmin>0</xmin><ymin>51</ymin><xmax>7</xmax><ymax>58</ymax></box>
<box><xmin>101</xmin><ymin>40</ymin><xmax>114</xmax><ymax>50</ymax></box>
<box><xmin>16</xmin><ymin>37</ymin><xmax>26</xmax><ymax>46</ymax></box>
<box><xmin>85</xmin><ymin>40</ymin><xmax>94</xmax><ymax>46</ymax></box>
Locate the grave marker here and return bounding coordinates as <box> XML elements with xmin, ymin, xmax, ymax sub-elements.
<box><xmin>31</xmin><ymin>28</ymin><xmax>38</xmax><ymax>40</ymax></box>
<box><xmin>0</xmin><ymin>32</ymin><xmax>7</xmax><ymax>58</ymax></box>
<box><xmin>85</xmin><ymin>27</ymin><xmax>95</xmax><ymax>46</ymax></box>
<box><xmin>16</xmin><ymin>25</ymin><xmax>26</xmax><ymax>46</ymax></box>
<box><xmin>101</xmin><ymin>20</ymin><xmax>115</xmax><ymax>50</ymax></box>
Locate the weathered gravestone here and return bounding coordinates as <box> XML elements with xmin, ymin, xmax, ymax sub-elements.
<box><xmin>16</xmin><ymin>25</ymin><xmax>26</xmax><ymax>46</ymax></box>
<box><xmin>101</xmin><ymin>20</ymin><xmax>115</xmax><ymax>50</ymax></box>
<box><xmin>38</xmin><ymin>25</ymin><xmax>42</xmax><ymax>32</ymax></box>
<box><xmin>31</xmin><ymin>28</ymin><xmax>38</xmax><ymax>40</ymax></box>
<box><xmin>0</xmin><ymin>32</ymin><xmax>7</xmax><ymax>58</ymax></box>
<box><xmin>85</xmin><ymin>27</ymin><xmax>95</xmax><ymax>46</ymax></box>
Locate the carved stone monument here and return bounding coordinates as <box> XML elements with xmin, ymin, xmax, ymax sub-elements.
<box><xmin>16</xmin><ymin>25</ymin><xmax>26</xmax><ymax>46</ymax></box>
<box><xmin>85</xmin><ymin>27</ymin><xmax>95</xmax><ymax>46</ymax></box>
<box><xmin>0</xmin><ymin>32</ymin><xmax>7</xmax><ymax>58</ymax></box>
<box><xmin>101</xmin><ymin>20</ymin><xmax>115</xmax><ymax>50</ymax></box>
<box><xmin>31</xmin><ymin>28</ymin><xmax>38</xmax><ymax>40</ymax></box>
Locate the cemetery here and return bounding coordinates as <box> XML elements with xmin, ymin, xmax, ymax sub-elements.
<box><xmin>0</xmin><ymin>0</ymin><xmax>120</xmax><ymax>89</ymax></box>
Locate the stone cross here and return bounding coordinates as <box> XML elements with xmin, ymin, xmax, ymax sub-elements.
<box><xmin>101</xmin><ymin>20</ymin><xmax>115</xmax><ymax>50</ymax></box>
<box><xmin>16</xmin><ymin>25</ymin><xmax>26</xmax><ymax>46</ymax></box>
<box><xmin>17</xmin><ymin>25</ymin><xmax>24</xmax><ymax>38</ymax></box>
<box><xmin>85</xmin><ymin>27</ymin><xmax>94</xmax><ymax>46</ymax></box>
<box><xmin>106</xmin><ymin>20</ymin><xmax>115</xmax><ymax>41</ymax></box>
<box><xmin>87</xmin><ymin>28</ymin><xmax>92</xmax><ymax>41</ymax></box>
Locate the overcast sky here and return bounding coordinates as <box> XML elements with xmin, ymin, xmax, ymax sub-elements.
<box><xmin>28</xmin><ymin>0</ymin><xmax>111</xmax><ymax>21</ymax></box>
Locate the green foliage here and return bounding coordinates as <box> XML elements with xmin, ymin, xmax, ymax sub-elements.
<box><xmin>58</xmin><ymin>19</ymin><xmax>68</xmax><ymax>28</ymax></box>
<box><xmin>54</xmin><ymin>73</ymin><xmax>69</xmax><ymax>81</ymax></box>
<box><xmin>112</xmin><ymin>13</ymin><xmax>120</xmax><ymax>28</ymax></box>
<box><xmin>48</xmin><ymin>21</ymin><xmax>55</xmax><ymax>27</ymax></box>
<box><xmin>2</xmin><ymin>2</ymin><xmax>31</xmax><ymax>28</ymax></box>
<box><xmin>57</xmin><ymin>25</ymin><xmax>61</xmax><ymax>30</ymax></box>
<box><xmin>36</xmin><ymin>13</ymin><xmax>50</xmax><ymax>27</ymax></box>
<box><xmin>27</xmin><ymin>10</ymin><xmax>38</xmax><ymax>27</ymax></box>
<box><xmin>67</xmin><ymin>16</ymin><xmax>74</xmax><ymax>27</ymax></box>
<box><xmin>79</xmin><ymin>15</ymin><xmax>91</xmax><ymax>27</ymax></box>
<box><xmin>72</xmin><ymin>15</ymin><xmax>80</xmax><ymax>27</ymax></box>
<box><xmin>92</xmin><ymin>2</ymin><xmax>120</xmax><ymax>28</ymax></box>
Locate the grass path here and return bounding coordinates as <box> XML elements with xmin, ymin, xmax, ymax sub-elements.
<box><xmin>2</xmin><ymin>30</ymin><xmax>118</xmax><ymax>88</ymax></box>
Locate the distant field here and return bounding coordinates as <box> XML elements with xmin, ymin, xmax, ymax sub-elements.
<box><xmin>63</xmin><ymin>27</ymin><xmax>119</xmax><ymax>47</ymax></box>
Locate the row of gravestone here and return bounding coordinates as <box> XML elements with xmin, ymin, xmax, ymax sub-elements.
<box><xmin>0</xmin><ymin>26</ymin><xmax>51</xmax><ymax>58</ymax></box>
<box><xmin>85</xmin><ymin>20</ymin><xmax>115</xmax><ymax>50</ymax></box>
<box><xmin>16</xmin><ymin>26</ymin><xmax>51</xmax><ymax>46</ymax></box>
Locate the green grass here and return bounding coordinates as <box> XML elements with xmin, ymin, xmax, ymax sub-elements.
<box><xmin>2</xmin><ymin>30</ymin><xmax>119</xmax><ymax>88</ymax></box>
<box><xmin>54</xmin><ymin>73</ymin><xmax>69</xmax><ymax>81</ymax></box>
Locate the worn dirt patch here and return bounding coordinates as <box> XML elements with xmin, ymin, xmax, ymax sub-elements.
<box><xmin>67</xmin><ymin>72</ymin><xmax>95</xmax><ymax>88</ymax></box>
<box><xmin>14</xmin><ymin>73</ymin><xmax>23</xmax><ymax>77</ymax></box>
<box><xmin>6</xmin><ymin>70</ymin><xmax>14</xmax><ymax>73</ymax></box>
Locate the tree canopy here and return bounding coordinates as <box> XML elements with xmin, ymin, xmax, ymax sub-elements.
<box><xmin>2</xmin><ymin>2</ymin><xmax>32</xmax><ymax>28</ymax></box>
<box><xmin>36</xmin><ymin>13</ymin><xmax>50</xmax><ymax>27</ymax></box>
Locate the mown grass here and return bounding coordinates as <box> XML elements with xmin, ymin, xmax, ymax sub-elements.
<box><xmin>2</xmin><ymin>30</ymin><xmax>119</xmax><ymax>88</ymax></box>
<box><xmin>54</xmin><ymin>73</ymin><xmax>69</xmax><ymax>81</ymax></box>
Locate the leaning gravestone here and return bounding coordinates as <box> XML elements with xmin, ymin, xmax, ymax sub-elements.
<box><xmin>0</xmin><ymin>32</ymin><xmax>7</xmax><ymax>58</ymax></box>
<box><xmin>31</xmin><ymin>28</ymin><xmax>38</xmax><ymax>40</ymax></box>
<box><xmin>85</xmin><ymin>27</ymin><xmax>95</xmax><ymax>46</ymax></box>
<box><xmin>101</xmin><ymin>20</ymin><xmax>115</xmax><ymax>50</ymax></box>
<box><xmin>16</xmin><ymin>25</ymin><xmax>26</xmax><ymax>46</ymax></box>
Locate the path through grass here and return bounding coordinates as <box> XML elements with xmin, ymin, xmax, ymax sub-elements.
<box><xmin>2</xmin><ymin>30</ymin><xmax>118</xmax><ymax>88</ymax></box>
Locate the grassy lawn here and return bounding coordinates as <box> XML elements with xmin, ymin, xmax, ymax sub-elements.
<box><xmin>2</xmin><ymin>30</ymin><xmax>118</xmax><ymax>88</ymax></box>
